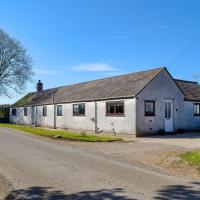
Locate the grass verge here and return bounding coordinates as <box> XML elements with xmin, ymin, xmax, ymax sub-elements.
<box><xmin>0</xmin><ymin>123</ymin><xmax>121</xmax><ymax>142</ymax></box>
<box><xmin>180</xmin><ymin>150</ymin><xmax>200</xmax><ymax>166</ymax></box>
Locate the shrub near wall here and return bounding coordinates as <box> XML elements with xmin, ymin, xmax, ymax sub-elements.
<box><xmin>0</xmin><ymin>105</ymin><xmax>10</xmax><ymax>123</ymax></box>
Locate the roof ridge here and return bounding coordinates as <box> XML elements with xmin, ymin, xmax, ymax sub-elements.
<box><xmin>175</xmin><ymin>79</ymin><xmax>198</xmax><ymax>84</ymax></box>
<box><xmin>38</xmin><ymin>66</ymin><xmax>165</xmax><ymax>93</ymax></box>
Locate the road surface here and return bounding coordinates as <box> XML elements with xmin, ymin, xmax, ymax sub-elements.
<box><xmin>0</xmin><ymin>126</ymin><xmax>199</xmax><ymax>199</ymax></box>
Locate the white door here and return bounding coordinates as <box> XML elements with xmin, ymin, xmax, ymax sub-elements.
<box><xmin>164</xmin><ymin>100</ymin><xmax>174</xmax><ymax>132</ymax></box>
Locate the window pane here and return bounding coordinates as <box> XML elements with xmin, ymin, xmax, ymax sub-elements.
<box><xmin>24</xmin><ymin>108</ymin><xmax>27</xmax><ymax>116</ymax></box>
<box><xmin>43</xmin><ymin>106</ymin><xmax>47</xmax><ymax>116</ymax></box>
<box><xmin>165</xmin><ymin>102</ymin><xmax>167</xmax><ymax>118</ymax></box>
<box><xmin>106</xmin><ymin>101</ymin><xmax>124</xmax><ymax>115</ymax></box>
<box><xmin>57</xmin><ymin>105</ymin><xmax>62</xmax><ymax>116</ymax></box>
<box><xmin>146</xmin><ymin>102</ymin><xmax>153</xmax><ymax>112</ymax></box>
<box><xmin>73</xmin><ymin>105</ymin><xmax>79</xmax><ymax>115</ymax></box>
<box><xmin>166</xmin><ymin>102</ymin><xmax>171</xmax><ymax>118</ymax></box>
<box><xmin>116</xmin><ymin>105</ymin><xmax>124</xmax><ymax>113</ymax></box>
<box><xmin>107</xmin><ymin>103</ymin><xmax>115</xmax><ymax>113</ymax></box>
<box><xmin>145</xmin><ymin>101</ymin><xmax>155</xmax><ymax>116</ymax></box>
<box><xmin>73</xmin><ymin>104</ymin><xmax>85</xmax><ymax>115</ymax></box>
<box><xmin>79</xmin><ymin>104</ymin><xmax>85</xmax><ymax>114</ymax></box>
<box><xmin>12</xmin><ymin>109</ymin><xmax>16</xmax><ymax>116</ymax></box>
<box><xmin>168</xmin><ymin>102</ymin><xmax>171</xmax><ymax>118</ymax></box>
<box><xmin>194</xmin><ymin>103</ymin><xmax>200</xmax><ymax>116</ymax></box>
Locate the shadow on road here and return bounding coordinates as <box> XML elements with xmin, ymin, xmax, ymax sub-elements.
<box><xmin>5</xmin><ymin>187</ymin><xmax>135</xmax><ymax>200</ymax></box>
<box><xmin>5</xmin><ymin>182</ymin><xmax>200</xmax><ymax>199</ymax></box>
<box><xmin>154</xmin><ymin>182</ymin><xmax>200</xmax><ymax>200</ymax></box>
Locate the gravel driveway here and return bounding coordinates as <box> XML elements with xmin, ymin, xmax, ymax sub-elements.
<box><xmin>0</xmin><ymin>127</ymin><xmax>200</xmax><ymax>200</ymax></box>
<box><xmin>137</xmin><ymin>132</ymin><xmax>200</xmax><ymax>149</ymax></box>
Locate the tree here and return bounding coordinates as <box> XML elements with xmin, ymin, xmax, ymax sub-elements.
<box><xmin>0</xmin><ymin>28</ymin><xmax>33</xmax><ymax>97</ymax></box>
<box><xmin>0</xmin><ymin>104</ymin><xmax>10</xmax><ymax>122</ymax></box>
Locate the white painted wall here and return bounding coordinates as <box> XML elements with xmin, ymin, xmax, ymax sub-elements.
<box><xmin>33</xmin><ymin>105</ymin><xmax>54</xmax><ymax>127</ymax></box>
<box><xmin>10</xmin><ymin>98</ymin><xmax>136</xmax><ymax>134</ymax></box>
<box><xmin>180</xmin><ymin>101</ymin><xmax>200</xmax><ymax>130</ymax></box>
<box><xmin>55</xmin><ymin>102</ymin><xmax>95</xmax><ymax>130</ymax></box>
<box><xmin>136</xmin><ymin>70</ymin><xmax>185</xmax><ymax>136</ymax></box>
<box><xmin>10</xmin><ymin>107</ymin><xmax>32</xmax><ymax>125</ymax></box>
<box><xmin>97</xmin><ymin>99</ymin><xmax>136</xmax><ymax>134</ymax></box>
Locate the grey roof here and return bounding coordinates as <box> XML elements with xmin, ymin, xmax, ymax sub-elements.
<box><xmin>13</xmin><ymin>67</ymin><xmax>165</xmax><ymax>107</ymax></box>
<box><xmin>175</xmin><ymin>79</ymin><xmax>200</xmax><ymax>101</ymax></box>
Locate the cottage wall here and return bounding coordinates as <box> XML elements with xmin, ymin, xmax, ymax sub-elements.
<box><xmin>10</xmin><ymin>98</ymin><xmax>136</xmax><ymax>135</ymax></box>
<box><xmin>136</xmin><ymin>70</ymin><xmax>185</xmax><ymax>136</ymax></box>
<box><xmin>180</xmin><ymin>101</ymin><xmax>200</xmax><ymax>131</ymax></box>
<box><xmin>10</xmin><ymin>107</ymin><xmax>32</xmax><ymax>125</ymax></box>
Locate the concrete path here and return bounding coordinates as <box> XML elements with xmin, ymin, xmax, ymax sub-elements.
<box><xmin>138</xmin><ymin>132</ymin><xmax>200</xmax><ymax>149</ymax></box>
<box><xmin>0</xmin><ymin>127</ymin><xmax>200</xmax><ymax>200</ymax></box>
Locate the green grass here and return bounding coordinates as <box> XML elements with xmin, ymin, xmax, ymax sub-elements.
<box><xmin>180</xmin><ymin>150</ymin><xmax>200</xmax><ymax>166</ymax></box>
<box><xmin>0</xmin><ymin>123</ymin><xmax>121</xmax><ymax>142</ymax></box>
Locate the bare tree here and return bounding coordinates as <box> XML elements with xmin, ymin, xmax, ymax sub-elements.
<box><xmin>0</xmin><ymin>28</ymin><xmax>33</xmax><ymax>97</ymax></box>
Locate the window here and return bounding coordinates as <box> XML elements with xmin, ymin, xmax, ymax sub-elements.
<box><xmin>73</xmin><ymin>104</ymin><xmax>85</xmax><ymax>116</ymax></box>
<box><xmin>43</xmin><ymin>106</ymin><xmax>47</xmax><ymax>116</ymax></box>
<box><xmin>57</xmin><ymin>105</ymin><xmax>62</xmax><ymax>116</ymax></box>
<box><xmin>24</xmin><ymin>108</ymin><xmax>28</xmax><ymax>116</ymax></box>
<box><xmin>144</xmin><ymin>101</ymin><xmax>155</xmax><ymax>116</ymax></box>
<box><xmin>165</xmin><ymin>101</ymin><xmax>171</xmax><ymax>119</ymax></box>
<box><xmin>11</xmin><ymin>108</ymin><xmax>17</xmax><ymax>116</ymax></box>
<box><xmin>194</xmin><ymin>103</ymin><xmax>200</xmax><ymax>116</ymax></box>
<box><xmin>106</xmin><ymin>101</ymin><xmax>124</xmax><ymax>116</ymax></box>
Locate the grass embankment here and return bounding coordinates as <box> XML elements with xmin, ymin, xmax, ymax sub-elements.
<box><xmin>180</xmin><ymin>150</ymin><xmax>200</xmax><ymax>166</ymax></box>
<box><xmin>0</xmin><ymin>123</ymin><xmax>121</xmax><ymax>142</ymax></box>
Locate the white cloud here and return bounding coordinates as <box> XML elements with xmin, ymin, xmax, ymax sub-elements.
<box><xmin>102</xmin><ymin>71</ymin><xmax>125</xmax><ymax>77</ymax></box>
<box><xmin>33</xmin><ymin>68</ymin><xmax>56</xmax><ymax>75</ymax></box>
<box><xmin>71</xmin><ymin>63</ymin><xmax>117</xmax><ymax>72</ymax></box>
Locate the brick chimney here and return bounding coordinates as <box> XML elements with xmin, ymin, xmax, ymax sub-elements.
<box><xmin>36</xmin><ymin>80</ymin><xmax>43</xmax><ymax>92</ymax></box>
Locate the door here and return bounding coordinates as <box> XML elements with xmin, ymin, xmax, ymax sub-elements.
<box><xmin>164</xmin><ymin>100</ymin><xmax>173</xmax><ymax>132</ymax></box>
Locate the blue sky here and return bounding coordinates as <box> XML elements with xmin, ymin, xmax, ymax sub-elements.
<box><xmin>1</xmin><ymin>0</ymin><xmax>200</xmax><ymax>104</ymax></box>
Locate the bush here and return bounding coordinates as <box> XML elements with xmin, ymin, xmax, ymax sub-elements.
<box><xmin>158</xmin><ymin>129</ymin><xmax>166</xmax><ymax>135</ymax></box>
<box><xmin>0</xmin><ymin>105</ymin><xmax>10</xmax><ymax>123</ymax></box>
<box><xmin>176</xmin><ymin>128</ymin><xmax>185</xmax><ymax>134</ymax></box>
<box><xmin>180</xmin><ymin>150</ymin><xmax>200</xmax><ymax>165</ymax></box>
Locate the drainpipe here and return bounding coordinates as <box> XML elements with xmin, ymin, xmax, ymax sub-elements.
<box><xmin>52</xmin><ymin>92</ymin><xmax>56</xmax><ymax>129</ymax></box>
<box><xmin>35</xmin><ymin>106</ymin><xmax>37</xmax><ymax>126</ymax></box>
<box><xmin>94</xmin><ymin>101</ymin><xmax>98</xmax><ymax>133</ymax></box>
<box><xmin>31</xmin><ymin>106</ymin><xmax>34</xmax><ymax>126</ymax></box>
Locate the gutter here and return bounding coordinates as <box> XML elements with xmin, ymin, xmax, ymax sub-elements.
<box><xmin>12</xmin><ymin>96</ymin><xmax>136</xmax><ymax>108</ymax></box>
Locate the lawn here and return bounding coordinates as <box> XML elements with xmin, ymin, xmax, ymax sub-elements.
<box><xmin>180</xmin><ymin>150</ymin><xmax>200</xmax><ymax>166</ymax></box>
<box><xmin>0</xmin><ymin>123</ymin><xmax>121</xmax><ymax>142</ymax></box>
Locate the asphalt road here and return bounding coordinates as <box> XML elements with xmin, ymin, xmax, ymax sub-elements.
<box><xmin>0</xmin><ymin>127</ymin><xmax>200</xmax><ymax>200</ymax></box>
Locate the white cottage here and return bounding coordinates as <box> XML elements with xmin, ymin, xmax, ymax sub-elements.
<box><xmin>10</xmin><ymin>67</ymin><xmax>200</xmax><ymax>136</ymax></box>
